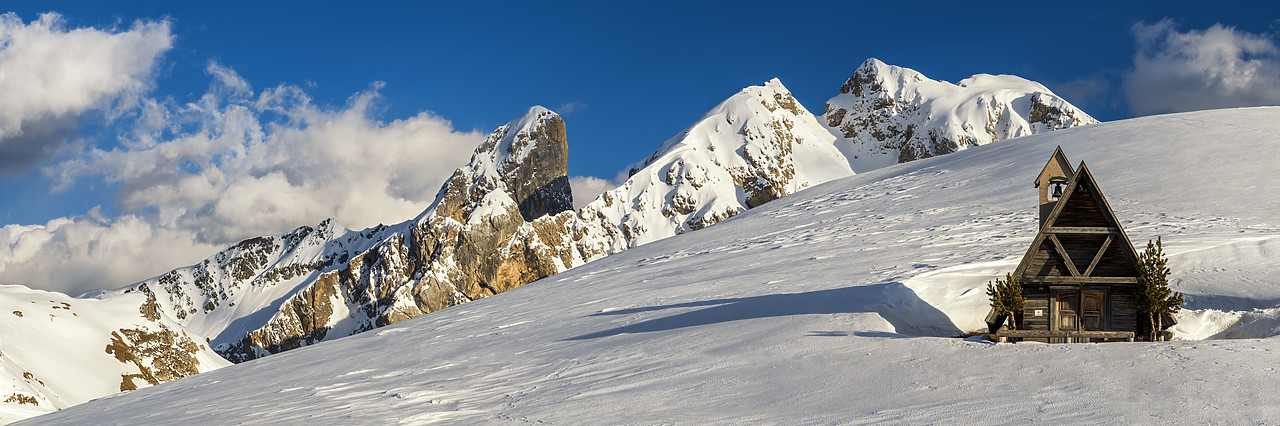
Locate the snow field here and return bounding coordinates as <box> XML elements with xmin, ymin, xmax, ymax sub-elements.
<box><xmin>20</xmin><ymin>107</ymin><xmax>1280</xmax><ymax>424</ymax></box>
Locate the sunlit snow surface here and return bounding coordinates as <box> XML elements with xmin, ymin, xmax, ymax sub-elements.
<box><xmin>23</xmin><ymin>108</ymin><xmax>1280</xmax><ymax>424</ymax></box>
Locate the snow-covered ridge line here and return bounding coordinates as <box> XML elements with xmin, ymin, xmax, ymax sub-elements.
<box><xmin>78</xmin><ymin>76</ymin><xmax>862</xmax><ymax>365</ymax></box>
<box><xmin>824</xmin><ymin>58</ymin><xmax>1097</xmax><ymax>172</ymax></box>
<box><xmin>575</xmin><ymin>78</ymin><xmax>853</xmax><ymax>249</ymax></box>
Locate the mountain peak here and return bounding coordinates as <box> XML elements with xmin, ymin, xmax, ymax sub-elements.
<box><xmin>511</xmin><ymin>105</ymin><xmax>557</xmax><ymax>132</ymax></box>
<box><xmin>460</xmin><ymin>105</ymin><xmax>570</xmax><ymax>222</ymax></box>
<box><xmin>840</xmin><ymin>58</ymin><xmax>924</xmax><ymax>96</ymax></box>
<box><xmin>854</xmin><ymin>57</ymin><xmax>890</xmax><ymax>75</ymax></box>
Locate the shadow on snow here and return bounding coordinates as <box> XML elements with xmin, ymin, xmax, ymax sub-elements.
<box><xmin>566</xmin><ymin>282</ymin><xmax>961</xmax><ymax>341</ymax></box>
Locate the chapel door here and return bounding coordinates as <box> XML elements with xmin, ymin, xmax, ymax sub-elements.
<box><xmin>1080</xmin><ymin>291</ymin><xmax>1104</xmax><ymax>331</ymax></box>
<box><xmin>1056</xmin><ymin>292</ymin><xmax>1078</xmax><ymax>331</ymax></box>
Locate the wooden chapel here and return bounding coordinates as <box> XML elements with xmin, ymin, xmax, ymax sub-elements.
<box><xmin>1001</xmin><ymin>147</ymin><xmax>1145</xmax><ymax>342</ymax></box>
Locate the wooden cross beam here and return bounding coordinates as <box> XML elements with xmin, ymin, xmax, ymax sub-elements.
<box><xmin>1047</xmin><ymin>234</ymin><xmax>1081</xmax><ymax>277</ymax></box>
<box><xmin>1043</xmin><ymin>226</ymin><xmax>1118</xmax><ymax>234</ymax></box>
<box><xmin>1083</xmin><ymin>235</ymin><xmax>1113</xmax><ymax>277</ymax></box>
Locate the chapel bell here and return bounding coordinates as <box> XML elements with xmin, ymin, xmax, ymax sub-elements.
<box><xmin>1049</xmin><ymin>177</ymin><xmax>1068</xmax><ymax>201</ymax></box>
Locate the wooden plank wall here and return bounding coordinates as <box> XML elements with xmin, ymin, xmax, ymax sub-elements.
<box><xmin>1109</xmin><ymin>290</ymin><xmax>1138</xmax><ymax>332</ymax></box>
<box><xmin>1053</xmin><ymin>186</ymin><xmax>1109</xmax><ymax>228</ymax></box>
<box><xmin>1093</xmin><ymin>243</ymin><xmax>1139</xmax><ymax>277</ymax></box>
<box><xmin>1057</xmin><ymin>234</ymin><xmax>1109</xmax><ymax>273</ymax></box>
<box><xmin>1022</xmin><ymin>288</ymin><xmax>1051</xmax><ymax>330</ymax></box>
<box><xmin>1027</xmin><ymin>241</ymin><xmax>1069</xmax><ymax>277</ymax></box>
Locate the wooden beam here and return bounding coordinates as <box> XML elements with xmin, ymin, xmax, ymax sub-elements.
<box><xmin>995</xmin><ymin>330</ymin><xmax>1134</xmax><ymax>342</ymax></box>
<box><xmin>1044</xmin><ymin>226</ymin><xmax>1119</xmax><ymax>234</ymax></box>
<box><xmin>997</xmin><ymin>330</ymin><xmax>1068</xmax><ymax>338</ymax></box>
<box><xmin>1022</xmin><ymin>276</ymin><xmax>1139</xmax><ymax>284</ymax></box>
<box><xmin>1048</xmin><ymin>234</ymin><xmax>1081</xmax><ymax>277</ymax></box>
<box><xmin>1083</xmin><ymin>235</ymin><xmax>1112</xmax><ymax>277</ymax></box>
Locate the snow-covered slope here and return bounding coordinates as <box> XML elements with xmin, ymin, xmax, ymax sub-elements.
<box><xmin>0</xmin><ymin>285</ymin><xmax>229</xmax><ymax>423</ymax></box>
<box><xmin>824</xmin><ymin>58</ymin><xmax>1097</xmax><ymax>171</ymax></box>
<box><xmin>26</xmin><ymin>108</ymin><xmax>1280</xmax><ymax>424</ymax></box>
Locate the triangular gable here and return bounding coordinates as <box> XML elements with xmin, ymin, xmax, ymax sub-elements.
<box><xmin>1014</xmin><ymin>161</ymin><xmax>1143</xmax><ymax>283</ymax></box>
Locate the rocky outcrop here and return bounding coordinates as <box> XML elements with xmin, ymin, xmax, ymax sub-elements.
<box><xmin>106</xmin><ymin>323</ymin><xmax>203</xmax><ymax>392</ymax></box>
<box><xmin>823</xmin><ymin>58</ymin><xmax>1097</xmax><ymax>170</ymax></box>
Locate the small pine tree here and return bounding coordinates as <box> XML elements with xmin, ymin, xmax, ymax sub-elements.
<box><xmin>986</xmin><ymin>273</ymin><xmax>1026</xmax><ymax>330</ymax></box>
<box><xmin>1135</xmin><ymin>236</ymin><xmax>1183</xmax><ymax>341</ymax></box>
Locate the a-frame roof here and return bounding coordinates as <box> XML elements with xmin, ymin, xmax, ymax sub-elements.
<box><xmin>1034</xmin><ymin>146</ymin><xmax>1074</xmax><ymax>187</ymax></box>
<box><xmin>1014</xmin><ymin>161</ymin><xmax>1143</xmax><ymax>284</ymax></box>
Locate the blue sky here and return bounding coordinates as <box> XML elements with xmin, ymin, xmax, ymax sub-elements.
<box><xmin>3</xmin><ymin>1</ymin><xmax>1280</xmax><ymax>294</ymax></box>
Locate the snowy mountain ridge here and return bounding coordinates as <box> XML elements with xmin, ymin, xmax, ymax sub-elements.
<box><xmin>114</xmin><ymin>79</ymin><xmax>864</xmax><ymax>363</ymax></box>
<box><xmin>824</xmin><ymin>58</ymin><xmax>1097</xmax><ymax>171</ymax></box>
<box><xmin>574</xmin><ymin>78</ymin><xmax>853</xmax><ymax>249</ymax></box>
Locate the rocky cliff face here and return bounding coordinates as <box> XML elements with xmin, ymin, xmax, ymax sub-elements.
<box><xmin>823</xmin><ymin>58</ymin><xmax>1097</xmax><ymax>171</ymax></box>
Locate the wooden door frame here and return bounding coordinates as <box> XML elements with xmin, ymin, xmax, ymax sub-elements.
<box><xmin>1051</xmin><ymin>288</ymin><xmax>1109</xmax><ymax>340</ymax></box>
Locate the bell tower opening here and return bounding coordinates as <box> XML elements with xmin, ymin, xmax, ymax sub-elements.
<box><xmin>1048</xmin><ymin>177</ymin><xmax>1068</xmax><ymax>201</ymax></box>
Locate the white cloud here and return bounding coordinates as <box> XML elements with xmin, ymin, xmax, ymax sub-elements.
<box><xmin>557</xmin><ymin>101</ymin><xmax>587</xmax><ymax>115</ymax></box>
<box><xmin>1125</xmin><ymin>20</ymin><xmax>1280</xmax><ymax>115</ymax></box>
<box><xmin>52</xmin><ymin>62</ymin><xmax>486</xmax><ymax>241</ymax></box>
<box><xmin>50</xmin><ymin>64</ymin><xmax>487</xmax><ymax>244</ymax></box>
<box><xmin>0</xmin><ymin>12</ymin><xmax>172</xmax><ymax>174</ymax></box>
<box><xmin>4</xmin><ymin>62</ymin><xmax>487</xmax><ymax>294</ymax></box>
<box><xmin>0</xmin><ymin>213</ymin><xmax>220</xmax><ymax>296</ymax></box>
<box><xmin>569</xmin><ymin>175</ymin><xmax>621</xmax><ymax>210</ymax></box>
